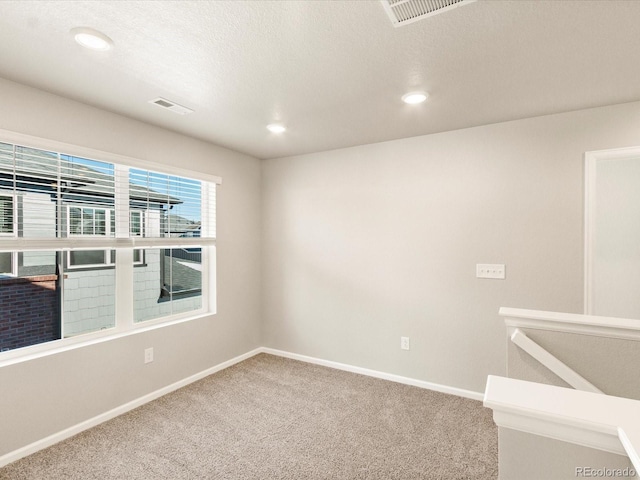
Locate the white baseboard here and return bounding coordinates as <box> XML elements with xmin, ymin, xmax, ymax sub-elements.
<box><xmin>1</xmin><ymin>346</ymin><xmax>482</xmax><ymax>469</ymax></box>
<box><xmin>0</xmin><ymin>347</ymin><xmax>263</xmax><ymax>469</ymax></box>
<box><xmin>260</xmin><ymin>347</ymin><xmax>484</xmax><ymax>401</ymax></box>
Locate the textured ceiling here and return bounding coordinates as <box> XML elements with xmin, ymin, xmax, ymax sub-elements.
<box><xmin>0</xmin><ymin>1</ymin><xmax>639</xmax><ymax>160</ymax></box>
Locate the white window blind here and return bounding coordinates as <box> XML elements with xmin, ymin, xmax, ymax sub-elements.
<box><xmin>0</xmin><ymin>141</ymin><xmax>216</xmax><ymax>252</ymax></box>
<box><xmin>129</xmin><ymin>168</ymin><xmax>210</xmax><ymax>241</ymax></box>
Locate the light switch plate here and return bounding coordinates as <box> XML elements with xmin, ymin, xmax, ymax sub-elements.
<box><xmin>476</xmin><ymin>264</ymin><xmax>505</xmax><ymax>279</ymax></box>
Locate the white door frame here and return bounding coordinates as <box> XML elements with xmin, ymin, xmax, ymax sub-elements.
<box><xmin>584</xmin><ymin>145</ymin><xmax>640</xmax><ymax>314</ymax></box>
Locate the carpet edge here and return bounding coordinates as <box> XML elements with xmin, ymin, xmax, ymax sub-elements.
<box><xmin>261</xmin><ymin>347</ymin><xmax>484</xmax><ymax>401</ymax></box>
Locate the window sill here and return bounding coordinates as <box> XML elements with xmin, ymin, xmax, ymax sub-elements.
<box><xmin>0</xmin><ymin>274</ymin><xmax>57</xmax><ymax>285</ymax></box>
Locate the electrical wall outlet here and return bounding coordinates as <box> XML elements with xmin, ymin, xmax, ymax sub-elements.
<box><xmin>144</xmin><ymin>347</ymin><xmax>154</xmax><ymax>364</ymax></box>
<box><xmin>400</xmin><ymin>337</ymin><xmax>410</xmax><ymax>350</ymax></box>
<box><xmin>476</xmin><ymin>264</ymin><xmax>506</xmax><ymax>279</ymax></box>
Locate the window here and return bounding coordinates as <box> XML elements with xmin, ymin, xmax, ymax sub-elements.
<box><xmin>66</xmin><ymin>208</ymin><xmax>145</xmax><ymax>268</ymax></box>
<box><xmin>0</xmin><ymin>139</ymin><xmax>218</xmax><ymax>356</ymax></box>
<box><xmin>0</xmin><ymin>252</ymin><xmax>14</xmax><ymax>275</ymax></box>
<box><xmin>0</xmin><ymin>194</ymin><xmax>14</xmax><ymax>235</ymax></box>
<box><xmin>130</xmin><ymin>210</ymin><xmax>144</xmax><ymax>237</ymax></box>
<box><xmin>67</xmin><ymin>206</ymin><xmax>114</xmax><ymax>269</ymax></box>
<box><xmin>69</xmin><ymin>206</ymin><xmax>112</xmax><ymax>236</ymax></box>
<box><xmin>68</xmin><ymin>250</ymin><xmax>114</xmax><ymax>268</ymax></box>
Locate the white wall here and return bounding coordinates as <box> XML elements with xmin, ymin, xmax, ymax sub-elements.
<box><xmin>262</xmin><ymin>101</ymin><xmax>640</xmax><ymax>393</ymax></box>
<box><xmin>0</xmin><ymin>77</ymin><xmax>262</xmax><ymax>457</ymax></box>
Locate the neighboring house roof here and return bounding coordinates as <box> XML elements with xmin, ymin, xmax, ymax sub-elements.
<box><xmin>169</xmin><ymin>214</ymin><xmax>200</xmax><ymax>233</ymax></box>
<box><xmin>164</xmin><ymin>254</ymin><xmax>201</xmax><ymax>294</ymax></box>
<box><xmin>0</xmin><ymin>144</ymin><xmax>182</xmax><ymax>206</ymax></box>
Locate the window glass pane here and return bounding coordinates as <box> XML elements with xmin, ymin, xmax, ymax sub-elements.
<box><xmin>0</xmin><ymin>249</ymin><xmax>117</xmax><ymax>349</ymax></box>
<box><xmin>69</xmin><ymin>250</ymin><xmax>108</xmax><ymax>267</ymax></box>
<box><xmin>82</xmin><ymin>208</ymin><xmax>94</xmax><ymax>235</ymax></box>
<box><xmin>0</xmin><ymin>148</ymin><xmax>116</xmax><ymax>239</ymax></box>
<box><xmin>0</xmin><ymin>196</ymin><xmax>13</xmax><ymax>234</ymax></box>
<box><xmin>0</xmin><ymin>252</ymin><xmax>12</xmax><ymax>274</ymax></box>
<box><xmin>166</xmin><ymin>248</ymin><xmax>202</xmax><ymax>294</ymax></box>
<box><xmin>170</xmin><ymin>179</ymin><xmax>201</xmax><ymax>239</ymax></box>
<box><xmin>133</xmin><ymin>248</ymin><xmax>171</xmax><ymax>322</ymax></box>
<box><xmin>69</xmin><ymin>207</ymin><xmax>81</xmax><ymax>235</ymax></box>
<box><xmin>95</xmin><ymin>209</ymin><xmax>106</xmax><ymax>235</ymax></box>
<box><xmin>60</xmin><ymin>155</ymin><xmax>115</xmax><ymax>239</ymax></box>
<box><xmin>129</xmin><ymin>169</ymin><xmax>202</xmax><ymax>239</ymax></box>
<box><xmin>0</xmin><ymin>142</ymin><xmax>13</xmax><ymax>184</ymax></box>
<box><xmin>0</xmin><ymin>250</ymin><xmax>60</xmax><ymax>352</ymax></box>
<box><xmin>133</xmin><ymin>248</ymin><xmax>201</xmax><ymax>323</ymax></box>
<box><xmin>62</xmin><ymin>252</ymin><xmax>115</xmax><ymax>337</ymax></box>
<box><xmin>12</xmin><ymin>146</ymin><xmax>58</xmax><ymax>239</ymax></box>
<box><xmin>130</xmin><ymin>211</ymin><xmax>142</xmax><ymax>236</ymax></box>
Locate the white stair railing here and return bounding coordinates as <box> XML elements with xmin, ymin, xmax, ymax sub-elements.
<box><xmin>510</xmin><ymin>328</ymin><xmax>603</xmax><ymax>394</ymax></box>
<box><xmin>488</xmin><ymin>307</ymin><xmax>640</xmax><ymax>474</ymax></box>
<box><xmin>501</xmin><ymin>306</ymin><xmax>640</xmax><ymax>395</ymax></box>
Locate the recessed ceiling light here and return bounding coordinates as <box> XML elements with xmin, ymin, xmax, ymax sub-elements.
<box><xmin>402</xmin><ymin>92</ymin><xmax>428</xmax><ymax>105</ymax></box>
<box><xmin>267</xmin><ymin>124</ymin><xmax>286</xmax><ymax>134</ymax></box>
<box><xmin>71</xmin><ymin>27</ymin><xmax>113</xmax><ymax>51</ymax></box>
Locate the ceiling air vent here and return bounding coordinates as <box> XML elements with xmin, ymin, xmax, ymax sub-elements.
<box><xmin>381</xmin><ymin>0</ymin><xmax>476</xmax><ymax>27</ymax></box>
<box><xmin>149</xmin><ymin>97</ymin><xmax>194</xmax><ymax>115</ymax></box>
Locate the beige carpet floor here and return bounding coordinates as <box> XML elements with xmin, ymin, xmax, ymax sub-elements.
<box><xmin>0</xmin><ymin>353</ymin><xmax>497</xmax><ymax>479</ymax></box>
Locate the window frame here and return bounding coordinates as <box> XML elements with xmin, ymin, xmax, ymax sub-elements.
<box><xmin>66</xmin><ymin>205</ymin><xmax>115</xmax><ymax>269</ymax></box>
<box><xmin>67</xmin><ymin>205</ymin><xmax>112</xmax><ymax>237</ymax></box>
<box><xmin>66</xmin><ymin>249</ymin><xmax>114</xmax><ymax>269</ymax></box>
<box><xmin>0</xmin><ymin>129</ymin><xmax>219</xmax><ymax>365</ymax></box>
<box><xmin>130</xmin><ymin>210</ymin><xmax>144</xmax><ymax>237</ymax></box>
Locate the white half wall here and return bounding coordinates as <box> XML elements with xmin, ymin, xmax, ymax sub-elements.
<box><xmin>499</xmin><ymin>429</ymin><xmax>635</xmax><ymax>480</ymax></box>
<box><xmin>0</xmin><ymin>77</ymin><xmax>262</xmax><ymax>457</ymax></box>
<box><xmin>261</xmin><ymin>101</ymin><xmax>640</xmax><ymax>393</ymax></box>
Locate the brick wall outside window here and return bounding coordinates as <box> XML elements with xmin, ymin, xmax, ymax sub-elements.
<box><xmin>0</xmin><ymin>275</ymin><xmax>59</xmax><ymax>351</ymax></box>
